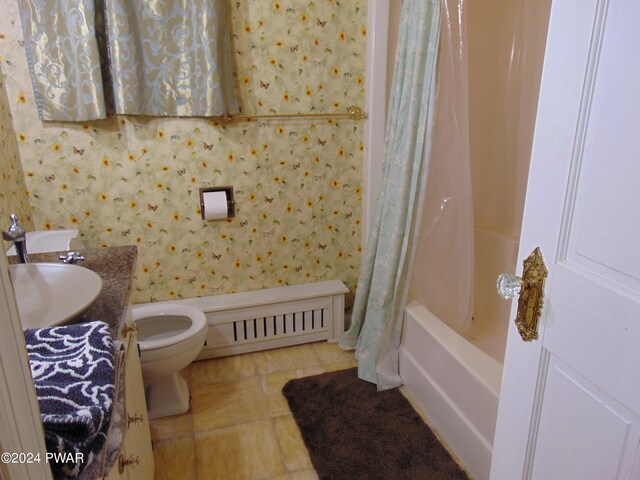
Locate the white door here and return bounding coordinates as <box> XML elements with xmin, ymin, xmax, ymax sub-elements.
<box><xmin>490</xmin><ymin>0</ymin><xmax>640</xmax><ymax>479</ymax></box>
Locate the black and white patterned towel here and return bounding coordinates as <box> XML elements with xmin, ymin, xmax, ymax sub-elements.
<box><xmin>24</xmin><ymin>321</ymin><xmax>115</xmax><ymax>479</ymax></box>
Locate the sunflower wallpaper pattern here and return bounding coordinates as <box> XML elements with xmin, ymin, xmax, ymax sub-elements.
<box><xmin>0</xmin><ymin>77</ymin><xmax>32</xmax><ymax>236</ymax></box>
<box><xmin>0</xmin><ymin>0</ymin><xmax>366</xmax><ymax>305</ymax></box>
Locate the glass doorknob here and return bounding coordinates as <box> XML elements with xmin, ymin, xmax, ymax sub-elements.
<box><xmin>496</xmin><ymin>273</ymin><xmax>523</xmax><ymax>299</ymax></box>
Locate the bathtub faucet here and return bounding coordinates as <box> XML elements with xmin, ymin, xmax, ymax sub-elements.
<box><xmin>2</xmin><ymin>214</ymin><xmax>29</xmax><ymax>263</ymax></box>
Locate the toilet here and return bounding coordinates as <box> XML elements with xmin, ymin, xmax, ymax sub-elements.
<box><xmin>131</xmin><ymin>303</ymin><xmax>207</xmax><ymax>419</ymax></box>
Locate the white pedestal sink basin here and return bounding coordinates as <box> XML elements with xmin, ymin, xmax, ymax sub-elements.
<box><xmin>9</xmin><ymin>263</ymin><xmax>102</xmax><ymax>329</ymax></box>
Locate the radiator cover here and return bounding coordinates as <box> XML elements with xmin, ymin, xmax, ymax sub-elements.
<box><xmin>137</xmin><ymin>280</ymin><xmax>348</xmax><ymax>359</ymax></box>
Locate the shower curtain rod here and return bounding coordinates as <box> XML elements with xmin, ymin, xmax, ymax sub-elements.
<box><xmin>223</xmin><ymin>105</ymin><xmax>365</xmax><ymax>122</ymax></box>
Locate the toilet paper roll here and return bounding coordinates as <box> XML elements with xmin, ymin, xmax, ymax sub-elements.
<box><xmin>202</xmin><ymin>191</ymin><xmax>229</xmax><ymax>220</ymax></box>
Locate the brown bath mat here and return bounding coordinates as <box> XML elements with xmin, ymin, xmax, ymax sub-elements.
<box><xmin>282</xmin><ymin>368</ymin><xmax>469</xmax><ymax>480</ymax></box>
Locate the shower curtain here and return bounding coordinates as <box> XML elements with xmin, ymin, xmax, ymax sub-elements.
<box><xmin>17</xmin><ymin>0</ymin><xmax>238</xmax><ymax>121</ymax></box>
<box><xmin>409</xmin><ymin>0</ymin><xmax>474</xmax><ymax>333</ymax></box>
<box><xmin>340</xmin><ymin>0</ymin><xmax>441</xmax><ymax>390</ymax></box>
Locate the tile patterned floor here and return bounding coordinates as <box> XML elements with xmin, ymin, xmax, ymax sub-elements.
<box><xmin>150</xmin><ymin>342</ymin><xmax>358</xmax><ymax>480</ymax></box>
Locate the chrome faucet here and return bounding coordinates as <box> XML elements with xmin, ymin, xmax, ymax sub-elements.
<box><xmin>2</xmin><ymin>214</ymin><xmax>29</xmax><ymax>263</ymax></box>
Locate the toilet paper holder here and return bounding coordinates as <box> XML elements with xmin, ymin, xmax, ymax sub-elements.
<box><xmin>199</xmin><ymin>186</ymin><xmax>236</xmax><ymax>220</ymax></box>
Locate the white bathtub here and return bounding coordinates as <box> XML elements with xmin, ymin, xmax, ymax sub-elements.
<box><xmin>399</xmin><ymin>301</ymin><xmax>502</xmax><ymax>480</ymax></box>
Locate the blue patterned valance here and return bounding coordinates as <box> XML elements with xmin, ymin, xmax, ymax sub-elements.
<box><xmin>18</xmin><ymin>0</ymin><xmax>239</xmax><ymax>121</ymax></box>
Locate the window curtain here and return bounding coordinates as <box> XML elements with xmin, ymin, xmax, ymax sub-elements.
<box><xmin>18</xmin><ymin>1</ymin><xmax>106</xmax><ymax>121</ymax></box>
<box><xmin>339</xmin><ymin>0</ymin><xmax>440</xmax><ymax>390</ymax></box>
<box><xmin>18</xmin><ymin>0</ymin><xmax>239</xmax><ymax>121</ymax></box>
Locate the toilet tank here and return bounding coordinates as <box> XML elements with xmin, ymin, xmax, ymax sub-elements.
<box><xmin>6</xmin><ymin>230</ymin><xmax>84</xmax><ymax>255</ymax></box>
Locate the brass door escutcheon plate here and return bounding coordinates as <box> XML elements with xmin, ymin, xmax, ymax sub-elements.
<box><xmin>515</xmin><ymin>247</ymin><xmax>548</xmax><ymax>342</ymax></box>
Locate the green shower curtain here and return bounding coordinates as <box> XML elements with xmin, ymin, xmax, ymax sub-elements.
<box><xmin>340</xmin><ymin>0</ymin><xmax>441</xmax><ymax>390</ymax></box>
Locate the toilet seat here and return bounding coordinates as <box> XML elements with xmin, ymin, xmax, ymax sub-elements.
<box><xmin>132</xmin><ymin>304</ymin><xmax>207</xmax><ymax>351</ymax></box>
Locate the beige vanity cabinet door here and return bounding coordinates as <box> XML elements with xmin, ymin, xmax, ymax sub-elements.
<box><xmin>120</xmin><ymin>324</ymin><xmax>155</xmax><ymax>480</ymax></box>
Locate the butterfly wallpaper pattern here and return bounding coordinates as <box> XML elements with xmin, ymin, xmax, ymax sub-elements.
<box><xmin>0</xmin><ymin>77</ymin><xmax>33</xmax><ymax>237</ymax></box>
<box><xmin>0</xmin><ymin>0</ymin><xmax>366</xmax><ymax>306</ymax></box>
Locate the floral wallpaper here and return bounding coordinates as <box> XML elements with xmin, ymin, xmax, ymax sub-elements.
<box><xmin>0</xmin><ymin>0</ymin><xmax>365</xmax><ymax>305</ymax></box>
<box><xmin>0</xmin><ymin>76</ymin><xmax>33</xmax><ymax>243</ymax></box>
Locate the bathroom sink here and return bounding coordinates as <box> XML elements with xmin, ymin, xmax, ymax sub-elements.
<box><xmin>8</xmin><ymin>263</ymin><xmax>103</xmax><ymax>329</ymax></box>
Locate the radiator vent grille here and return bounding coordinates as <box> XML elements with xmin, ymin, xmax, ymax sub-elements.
<box><xmin>232</xmin><ymin>308</ymin><xmax>326</xmax><ymax>342</ymax></box>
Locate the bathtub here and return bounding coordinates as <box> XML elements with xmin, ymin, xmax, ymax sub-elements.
<box><xmin>399</xmin><ymin>301</ymin><xmax>502</xmax><ymax>480</ymax></box>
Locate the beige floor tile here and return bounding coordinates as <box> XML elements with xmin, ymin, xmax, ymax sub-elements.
<box><xmin>192</xmin><ymin>376</ymin><xmax>269</xmax><ymax>431</ymax></box>
<box><xmin>273</xmin><ymin>415</ymin><xmax>314</xmax><ymax>472</ymax></box>
<box><xmin>321</xmin><ymin>359</ymin><xmax>358</xmax><ymax>372</ymax></box>
<box><xmin>185</xmin><ymin>354</ymin><xmax>257</xmax><ymax>387</ymax></box>
<box><xmin>252</xmin><ymin>344</ymin><xmax>322</xmax><ymax>375</ymax></box>
<box><xmin>269</xmin><ymin>470</ymin><xmax>319</xmax><ymax>480</ymax></box>
<box><xmin>261</xmin><ymin>366</ymin><xmax>325</xmax><ymax>417</ymax></box>
<box><xmin>311</xmin><ymin>341</ymin><xmax>356</xmax><ymax>366</ymax></box>
<box><xmin>149</xmin><ymin>412</ymin><xmax>194</xmax><ymax>441</ymax></box>
<box><xmin>152</xmin><ymin>344</ymin><xmax>357</xmax><ymax>480</ymax></box>
<box><xmin>195</xmin><ymin>420</ymin><xmax>285</xmax><ymax>480</ymax></box>
<box><xmin>153</xmin><ymin>436</ymin><xmax>197</xmax><ymax>480</ymax></box>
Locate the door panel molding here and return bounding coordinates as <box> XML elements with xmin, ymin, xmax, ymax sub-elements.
<box><xmin>530</xmin><ymin>355</ymin><xmax>640</xmax><ymax>479</ymax></box>
<box><xmin>557</xmin><ymin>0</ymin><xmax>608</xmax><ymax>266</ymax></box>
<box><xmin>522</xmin><ymin>348</ymin><xmax>551</xmax><ymax>479</ymax></box>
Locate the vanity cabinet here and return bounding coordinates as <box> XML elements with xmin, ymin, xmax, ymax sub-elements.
<box><xmin>104</xmin><ymin>320</ymin><xmax>154</xmax><ymax>480</ymax></box>
<box><xmin>23</xmin><ymin>246</ymin><xmax>154</xmax><ymax>480</ymax></box>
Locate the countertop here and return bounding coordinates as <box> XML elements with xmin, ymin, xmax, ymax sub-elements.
<box><xmin>9</xmin><ymin>245</ymin><xmax>138</xmax><ymax>337</ymax></box>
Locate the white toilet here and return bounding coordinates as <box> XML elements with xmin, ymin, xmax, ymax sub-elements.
<box><xmin>132</xmin><ymin>303</ymin><xmax>207</xmax><ymax>419</ymax></box>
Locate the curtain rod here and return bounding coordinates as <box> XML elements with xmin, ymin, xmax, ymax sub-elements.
<box><xmin>224</xmin><ymin>105</ymin><xmax>364</xmax><ymax>122</ymax></box>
